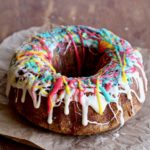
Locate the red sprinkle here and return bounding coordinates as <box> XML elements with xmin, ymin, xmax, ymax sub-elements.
<box><xmin>105</xmin><ymin>83</ymin><xmax>112</xmax><ymax>91</ymax></box>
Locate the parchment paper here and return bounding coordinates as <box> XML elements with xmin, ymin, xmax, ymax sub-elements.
<box><xmin>0</xmin><ymin>25</ymin><xmax>149</xmax><ymax>150</ymax></box>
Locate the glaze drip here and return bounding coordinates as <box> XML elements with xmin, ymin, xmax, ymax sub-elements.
<box><xmin>6</xmin><ymin>26</ymin><xmax>147</xmax><ymax>127</ymax></box>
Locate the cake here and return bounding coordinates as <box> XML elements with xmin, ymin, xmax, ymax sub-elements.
<box><xmin>6</xmin><ymin>26</ymin><xmax>147</xmax><ymax>135</ymax></box>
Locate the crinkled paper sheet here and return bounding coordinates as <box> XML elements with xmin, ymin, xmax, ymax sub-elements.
<box><xmin>0</xmin><ymin>25</ymin><xmax>149</xmax><ymax>150</ymax></box>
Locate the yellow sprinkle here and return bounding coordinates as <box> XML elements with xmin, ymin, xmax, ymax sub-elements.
<box><xmin>122</xmin><ymin>69</ymin><xmax>127</xmax><ymax>83</ymax></box>
<box><xmin>117</xmin><ymin>53</ymin><xmax>123</xmax><ymax>67</ymax></box>
<box><xmin>96</xmin><ymin>92</ymin><xmax>103</xmax><ymax>115</ymax></box>
<box><xmin>65</xmin><ymin>85</ymin><xmax>71</xmax><ymax>95</ymax></box>
<box><xmin>100</xmin><ymin>41</ymin><xmax>114</xmax><ymax>49</ymax></box>
<box><xmin>49</xmin><ymin>64</ymin><xmax>56</xmax><ymax>74</ymax></box>
<box><xmin>31</xmin><ymin>76</ymin><xmax>36</xmax><ymax>81</ymax></box>
<box><xmin>33</xmin><ymin>85</ymin><xmax>48</xmax><ymax>95</ymax></box>
<box><xmin>96</xmin><ymin>79</ymin><xmax>103</xmax><ymax>115</ymax></box>
<box><xmin>123</xmin><ymin>53</ymin><xmax>127</xmax><ymax>66</ymax></box>
<box><xmin>17</xmin><ymin>51</ymin><xmax>47</xmax><ymax>60</ymax></box>
<box><xmin>62</xmin><ymin>76</ymin><xmax>70</xmax><ymax>95</ymax></box>
<box><xmin>78</xmin><ymin>79</ymin><xmax>84</xmax><ymax>90</ymax></box>
<box><xmin>51</xmin><ymin>101</ymin><xmax>54</xmax><ymax>109</ymax></box>
<box><xmin>41</xmin><ymin>90</ymin><xmax>48</xmax><ymax>95</ymax></box>
<box><xmin>122</xmin><ymin>54</ymin><xmax>127</xmax><ymax>83</ymax></box>
<box><xmin>34</xmin><ymin>85</ymin><xmax>40</xmax><ymax>89</ymax></box>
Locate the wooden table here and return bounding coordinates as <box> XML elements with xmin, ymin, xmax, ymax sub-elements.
<box><xmin>0</xmin><ymin>0</ymin><xmax>149</xmax><ymax>149</ymax></box>
<box><xmin>0</xmin><ymin>136</ymin><xmax>39</xmax><ymax>149</ymax></box>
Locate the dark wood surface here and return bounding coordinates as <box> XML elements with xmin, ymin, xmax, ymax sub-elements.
<box><xmin>0</xmin><ymin>136</ymin><xmax>39</xmax><ymax>150</ymax></box>
<box><xmin>0</xmin><ymin>0</ymin><xmax>150</xmax><ymax>49</ymax></box>
<box><xmin>0</xmin><ymin>0</ymin><xmax>149</xmax><ymax>149</ymax></box>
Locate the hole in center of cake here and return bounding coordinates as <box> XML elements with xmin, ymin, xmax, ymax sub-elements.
<box><xmin>52</xmin><ymin>43</ymin><xmax>111</xmax><ymax>77</ymax></box>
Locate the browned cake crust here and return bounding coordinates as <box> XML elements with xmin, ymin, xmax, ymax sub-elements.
<box><xmin>9</xmin><ymin>87</ymin><xmax>141</xmax><ymax>135</ymax></box>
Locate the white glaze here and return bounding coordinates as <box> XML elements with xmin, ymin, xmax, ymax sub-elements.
<box><xmin>6</xmin><ymin>62</ymin><xmax>147</xmax><ymax>127</ymax></box>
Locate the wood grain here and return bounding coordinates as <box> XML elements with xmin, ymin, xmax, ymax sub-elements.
<box><xmin>0</xmin><ymin>0</ymin><xmax>150</xmax><ymax>49</ymax></box>
<box><xmin>0</xmin><ymin>0</ymin><xmax>50</xmax><ymax>42</ymax></box>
